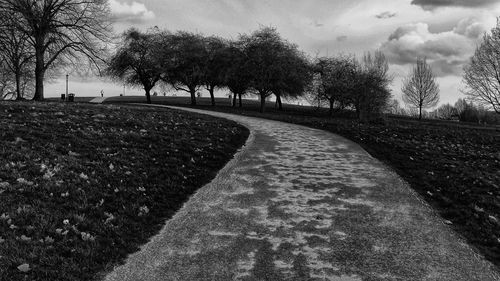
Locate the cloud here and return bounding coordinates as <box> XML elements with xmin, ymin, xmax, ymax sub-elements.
<box><xmin>336</xmin><ymin>35</ymin><xmax>348</xmax><ymax>42</ymax></box>
<box><xmin>411</xmin><ymin>0</ymin><xmax>499</xmax><ymax>10</ymax></box>
<box><xmin>109</xmin><ymin>0</ymin><xmax>155</xmax><ymax>23</ymax></box>
<box><xmin>375</xmin><ymin>11</ymin><xmax>397</xmax><ymax>19</ymax></box>
<box><xmin>453</xmin><ymin>17</ymin><xmax>485</xmax><ymax>38</ymax></box>
<box><xmin>380</xmin><ymin>19</ymin><xmax>485</xmax><ymax>76</ymax></box>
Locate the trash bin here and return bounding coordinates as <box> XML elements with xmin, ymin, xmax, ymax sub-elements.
<box><xmin>61</xmin><ymin>94</ymin><xmax>66</xmax><ymax>101</ymax></box>
<box><xmin>68</xmin><ymin>93</ymin><xmax>75</xmax><ymax>102</ymax></box>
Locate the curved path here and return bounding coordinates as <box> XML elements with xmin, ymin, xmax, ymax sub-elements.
<box><xmin>104</xmin><ymin>105</ymin><xmax>499</xmax><ymax>281</ymax></box>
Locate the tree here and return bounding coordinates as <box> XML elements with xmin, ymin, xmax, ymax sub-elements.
<box><xmin>386</xmin><ymin>98</ymin><xmax>402</xmax><ymax>115</ymax></box>
<box><xmin>313</xmin><ymin>55</ymin><xmax>357</xmax><ymax>116</ymax></box>
<box><xmin>353</xmin><ymin>51</ymin><xmax>393</xmax><ymax>121</ymax></box>
<box><xmin>0</xmin><ymin>59</ymin><xmax>14</xmax><ymax>99</ymax></box>
<box><xmin>436</xmin><ymin>103</ymin><xmax>456</xmax><ymax>119</ymax></box>
<box><xmin>107</xmin><ymin>28</ymin><xmax>164</xmax><ymax>104</ymax></box>
<box><xmin>0</xmin><ymin>0</ymin><xmax>112</xmax><ymax>100</ymax></box>
<box><xmin>402</xmin><ymin>57</ymin><xmax>440</xmax><ymax>120</ymax></box>
<box><xmin>202</xmin><ymin>36</ymin><xmax>230</xmax><ymax>106</ymax></box>
<box><xmin>463</xmin><ymin>20</ymin><xmax>500</xmax><ymax>114</ymax></box>
<box><xmin>0</xmin><ymin>11</ymin><xmax>33</xmax><ymax>100</ymax></box>
<box><xmin>224</xmin><ymin>41</ymin><xmax>251</xmax><ymax>108</ymax></box>
<box><xmin>243</xmin><ymin>27</ymin><xmax>308</xmax><ymax>112</ymax></box>
<box><xmin>271</xmin><ymin>43</ymin><xmax>312</xmax><ymax>110</ymax></box>
<box><xmin>163</xmin><ymin>31</ymin><xmax>206</xmax><ymax>105</ymax></box>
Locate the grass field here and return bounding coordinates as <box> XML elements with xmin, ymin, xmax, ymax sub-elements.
<box><xmin>104</xmin><ymin>95</ymin><xmax>500</xmax><ymax>268</ymax></box>
<box><xmin>0</xmin><ymin>101</ymin><xmax>249</xmax><ymax>280</ymax></box>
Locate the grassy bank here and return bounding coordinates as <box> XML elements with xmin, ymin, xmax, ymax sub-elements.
<box><xmin>107</xmin><ymin>96</ymin><xmax>500</xmax><ymax>268</ymax></box>
<box><xmin>0</xmin><ymin>101</ymin><xmax>249</xmax><ymax>281</ymax></box>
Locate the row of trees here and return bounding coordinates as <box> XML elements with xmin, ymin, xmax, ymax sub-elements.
<box><xmin>107</xmin><ymin>27</ymin><xmax>313</xmax><ymax>111</ymax></box>
<box><xmin>0</xmin><ymin>0</ymin><xmax>497</xmax><ymax>120</ymax></box>
<box><xmin>107</xmin><ymin>27</ymin><xmax>393</xmax><ymax>119</ymax></box>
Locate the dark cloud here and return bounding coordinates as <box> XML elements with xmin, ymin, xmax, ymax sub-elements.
<box><xmin>375</xmin><ymin>11</ymin><xmax>397</xmax><ymax>19</ymax></box>
<box><xmin>411</xmin><ymin>0</ymin><xmax>499</xmax><ymax>10</ymax></box>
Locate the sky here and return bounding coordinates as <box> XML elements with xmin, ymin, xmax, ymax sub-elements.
<box><xmin>46</xmin><ymin>0</ymin><xmax>500</xmax><ymax>107</ymax></box>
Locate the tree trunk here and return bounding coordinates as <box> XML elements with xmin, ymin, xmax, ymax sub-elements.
<box><xmin>145</xmin><ymin>88</ymin><xmax>152</xmax><ymax>104</ymax></box>
<box><xmin>190</xmin><ymin>87</ymin><xmax>197</xmax><ymax>105</ymax></box>
<box><xmin>209</xmin><ymin>86</ymin><xmax>215</xmax><ymax>106</ymax></box>
<box><xmin>329</xmin><ymin>99</ymin><xmax>334</xmax><ymax>116</ymax></box>
<box><xmin>238</xmin><ymin>93</ymin><xmax>242</xmax><ymax>108</ymax></box>
<box><xmin>260</xmin><ymin>94</ymin><xmax>266</xmax><ymax>113</ymax></box>
<box><xmin>419</xmin><ymin>104</ymin><xmax>422</xmax><ymax>120</ymax></box>
<box><xmin>34</xmin><ymin>47</ymin><xmax>45</xmax><ymax>101</ymax></box>
<box><xmin>276</xmin><ymin>94</ymin><xmax>283</xmax><ymax>110</ymax></box>
<box><xmin>232</xmin><ymin>92</ymin><xmax>237</xmax><ymax>107</ymax></box>
<box><xmin>15</xmin><ymin>72</ymin><xmax>21</xmax><ymax>100</ymax></box>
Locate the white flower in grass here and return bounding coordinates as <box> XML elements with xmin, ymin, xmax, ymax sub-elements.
<box><xmin>138</xmin><ymin>186</ymin><xmax>146</xmax><ymax>192</ymax></box>
<box><xmin>109</xmin><ymin>163</ymin><xmax>115</xmax><ymax>171</ymax></box>
<box><xmin>80</xmin><ymin>232</ymin><xmax>95</xmax><ymax>241</ymax></box>
<box><xmin>79</xmin><ymin>173</ymin><xmax>89</xmax><ymax>180</ymax></box>
<box><xmin>0</xmin><ymin>237</ymin><xmax>4</xmax><ymax>243</ymax></box>
<box><xmin>138</xmin><ymin>205</ymin><xmax>149</xmax><ymax>216</ymax></box>
<box><xmin>63</xmin><ymin>219</ymin><xmax>70</xmax><ymax>225</ymax></box>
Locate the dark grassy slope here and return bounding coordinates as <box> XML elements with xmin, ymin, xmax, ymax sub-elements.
<box><xmin>107</xmin><ymin>95</ymin><xmax>500</xmax><ymax>269</ymax></box>
<box><xmin>0</xmin><ymin>102</ymin><xmax>249</xmax><ymax>281</ymax></box>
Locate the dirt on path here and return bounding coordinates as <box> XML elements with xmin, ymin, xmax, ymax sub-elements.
<box><xmin>104</xmin><ymin>105</ymin><xmax>500</xmax><ymax>281</ymax></box>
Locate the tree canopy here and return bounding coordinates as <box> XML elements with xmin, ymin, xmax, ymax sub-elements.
<box><xmin>107</xmin><ymin>28</ymin><xmax>165</xmax><ymax>104</ymax></box>
<box><xmin>463</xmin><ymin>20</ymin><xmax>500</xmax><ymax>114</ymax></box>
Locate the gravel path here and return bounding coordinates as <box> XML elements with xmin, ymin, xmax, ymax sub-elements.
<box><xmin>104</xmin><ymin>105</ymin><xmax>500</xmax><ymax>281</ymax></box>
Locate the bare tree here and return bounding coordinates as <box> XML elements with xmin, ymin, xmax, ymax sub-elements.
<box><xmin>0</xmin><ymin>58</ymin><xmax>14</xmax><ymax>99</ymax></box>
<box><xmin>161</xmin><ymin>31</ymin><xmax>206</xmax><ymax>106</ymax></box>
<box><xmin>224</xmin><ymin>41</ymin><xmax>251</xmax><ymax>108</ymax></box>
<box><xmin>271</xmin><ymin>43</ymin><xmax>312</xmax><ymax>111</ymax></box>
<box><xmin>107</xmin><ymin>28</ymin><xmax>164</xmax><ymax>104</ymax></box>
<box><xmin>203</xmin><ymin>36</ymin><xmax>229</xmax><ymax>106</ymax></box>
<box><xmin>354</xmin><ymin>51</ymin><xmax>393</xmax><ymax>121</ymax></box>
<box><xmin>463</xmin><ymin>20</ymin><xmax>500</xmax><ymax>114</ymax></box>
<box><xmin>0</xmin><ymin>11</ymin><xmax>33</xmax><ymax>100</ymax></box>
<box><xmin>402</xmin><ymin>57</ymin><xmax>440</xmax><ymax>120</ymax></box>
<box><xmin>242</xmin><ymin>27</ymin><xmax>310</xmax><ymax>113</ymax></box>
<box><xmin>0</xmin><ymin>0</ymin><xmax>113</xmax><ymax>100</ymax></box>
<box><xmin>436</xmin><ymin>103</ymin><xmax>456</xmax><ymax>119</ymax></box>
<box><xmin>385</xmin><ymin>98</ymin><xmax>402</xmax><ymax>115</ymax></box>
<box><xmin>313</xmin><ymin>55</ymin><xmax>357</xmax><ymax>116</ymax></box>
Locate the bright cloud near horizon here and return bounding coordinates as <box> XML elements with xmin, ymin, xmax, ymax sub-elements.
<box><xmin>47</xmin><ymin>0</ymin><xmax>500</xmax><ymax>108</ymax></box>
